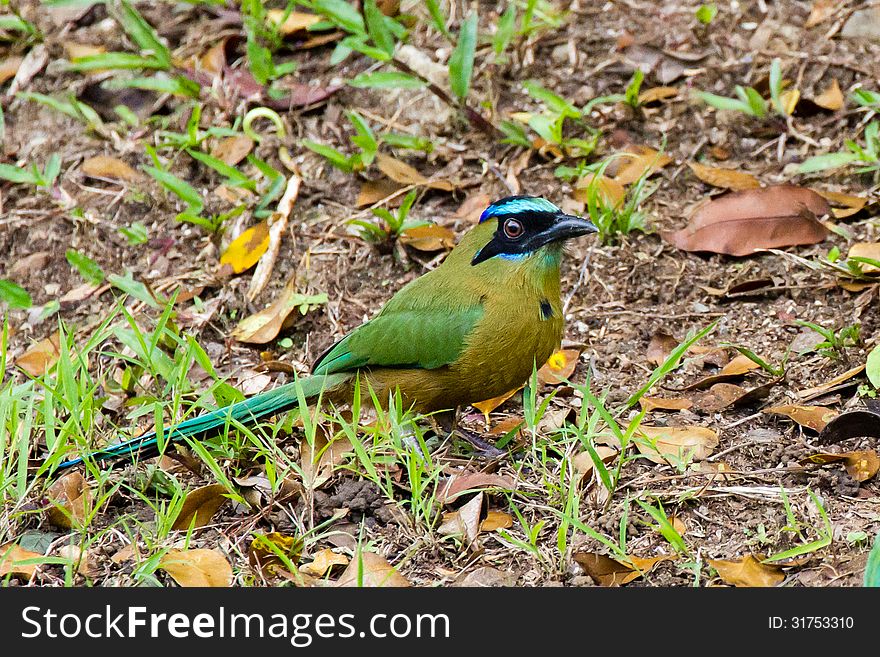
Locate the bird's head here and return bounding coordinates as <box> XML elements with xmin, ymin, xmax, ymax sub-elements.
<box><xmin>471</xmin><ymin>196</ymin><xmax>598</xmax><ymax>267</ymax></box>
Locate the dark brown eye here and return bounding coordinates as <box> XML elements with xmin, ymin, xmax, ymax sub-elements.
<box><xmin>503</xmin><ymin>218</ymin><xmax>524</xmax><ymax>239</ymax></box>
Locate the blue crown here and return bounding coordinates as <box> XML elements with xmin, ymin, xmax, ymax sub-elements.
<box><xmin>479</xmin><ymin>196</ymin><xmax>561</xmax><ymax>223</ymax></box>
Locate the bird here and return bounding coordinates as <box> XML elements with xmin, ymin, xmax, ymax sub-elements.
<box><xmin>54</xmin><ymin>195</ymin><xmax>597</xmax><ymax>472</ymax></box>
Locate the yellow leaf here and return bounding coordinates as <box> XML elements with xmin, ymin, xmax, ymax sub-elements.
<box><xmin>232</xmin><ymin>277</ymin><xmax>320</xmax><ymax>344</ymax></box>
<box><xmin>63</xmin><ymin>42</ymin><xmax>106</xmax><ymax>60</ymax></box>
<box><xmin>574</xmin><ymin>552</ymin><xmax>672</xmax><ymax>586</ymax></box>
<box><xmin>171</xmin><ymin>484</ymin><xmax>229</xmax><ymax>530</ymax></box>
<box><xmin>572</xmin><ymin>173</ymin><xmax>625</xmax><ymax>208</ymax></box>
<box><xmin>847</xmin><ymin>243</ymin><xmax>880</xmax><ymax>273</ymax></box>
<box><xmin>480</xmin><ymin>510</ymin><xmax>513</xmax><ymax>532</ymax></box>
<box><xmin>266</xmin><ymin>9</ymin><xmax>322</xmax><ymax>35</ymax></box>
<box><xmin>159</xmin><ymin>548</ymin><xmax>232</xmax><ymax>587</ymax></box>
<box><xmin>634</xmin><ymin>425</ymin><xmax>718</xmax><ymax>464</ymax></box>
<box><xmin>0</xmin><ymin>56</ymin><xmax>23</xmax><ymax>84</ymax></box>
<box><xmin>249</xmin><ymin>532</ymin><xmax>303</xmax><ymax>578</ymax></box>
<box><xmin>220</xmin><ymin>220</ymin><xmax>271</xmax><ymax>274</ymax></box>
<box><xmin>637</xmin><ymin>86</ymin><xmax>679</xmax><ymax>104</ymax></box>
<box><xmin>398</xmin><ymin>224</ymin><xmax>456</xmax><ymax>251</ymax></box>
<box><xmin>780</xmin><ymin>88</ymin><xmax>800</xmax><ymax>116</ymax></box>
<box><xmin>814</xmin><ymin>79</ymin><xmax>844</xmax><ymax>111</ymax></box>
<box><xmin>299</xmin><ymin>548</ymin><xmax>349</xmax><ymax>576</ymax></box>
<box><xmin>0</xmin><ymin>542</ymin><xmax>43</xmax><ymax>578</ymax></box>
<box><xmin>813</xmin><ymin>189</ymin><xmax>868</xmax><ymax>219</ymax></box>
<box><xmin>709</xmin><ymin>555</ymin><xmax>785</xmax><ymax>587</ymax></box>
<box><xmin>335</xmin><ymin>551</ymin><xmax>411</xmax><ymax>587</ymax></box>
<box><xmin>763</xmin><ymin>404</ymin><xmax>838</xmax><ymax>432</ymax></box>
<box><xmin>800</xmin><ymin>451</ymin><xmax>880</xmax><ymax>482</ymax></box>
<box><xmin>613</xmin><ymin>146</ymin><xmax>672</xmax><ymax>185</ymax></box>
<box><xmin>687</xmin><ymin>161</ymin><xmax>761</xmax><ymax>191</ymax></box>
<box><xmin>81</xmin><ymin>155</ymin><xmax>142</xmax><ymax>182</ymax></box>
<box><xmin>16</xmin><ymin>331</ymin><xmax>61</xmax><ymax>377</ymax></box>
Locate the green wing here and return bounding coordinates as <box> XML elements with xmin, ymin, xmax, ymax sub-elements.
<box><xmin>313</xmin><ymin>300</ymin><xmax>483</xmax><ymax>375</ymax></box>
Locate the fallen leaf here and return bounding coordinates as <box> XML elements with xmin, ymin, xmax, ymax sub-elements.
<box><xmin>622</xmin><ymin>44</ymin><xmax>705</xmax><ymax>84</ymax></box>
<box><xmin>266</xmin><ymin>9</ymin><xmax>322</xmax><ymax>35</ymax></box>
<box><xmin>299</xmin><ymin>548</ymin><xmax>349</xmax><ymax>576</ymax></box>
<box><xmin>436</xmin><ymin>471</ymin><xmax>516</xmax><ymax>503</ymax></box>
<box><xmin>81</xmin><ymin>155</ymin><xmax>142</xmax><ymax>182</ymax></box>
<box><xmin>779</xmin><ymin>88</ymin><xmax>800</xmax><ymax>116</ymax></box>
<box><xmin>159</xmin><ymin>548</ymin><xmax>232</xmax><ymax>587</ymax></box>
<box><xmin>472</xmin><ymin>386</ymin><xmax>522</xmax><ymax>421</ymax></box>
<box><xmin>572</xmin><ymin>446</ymin><xmax>617</xmax><ymax>483</ymax></box>
<box><xmin>637</xmin><ymin>86</ymin><xmax>679</xmax><ymax>104</ymax></box>
<box><xmin>709</xmin><ymin>555</ymin><xmax>785</xmax><ymax>587</ymax></box>
<box><xmin>453</xmin><ymin>566</ymin><xmax>516</xmax><ymax>586</ymax></box>
<box><xmin>220</xmin><ymin>220</ymin><xmax>270</xmax><ymax>274</ymax></box>
<box><xmin>574</xmin><ymin>552</ymin><xmax>672</xmax><ymax>586</ymax></box>
<box><xmin>210</xmin><ymin>136</ymin><xmax>254</xmax><ymax>166</ymax></box>
<box><xmin>335</xmin><ymin>551</ymin><xmax>411</xmax><ymax>587</ymax></box>
<box><xmin>763</xmin><ymin>405</ymin><xmax>838</xmax><ymax>432</ymax></box>
<box><xmin>63</xmin><ymin>42</ymin><xmax>106</xmax><ymax>60</ymax></box>
<box><xmin>398</xmin><ymin>224</ymin><xmax>456</xmax><ymax>251</ymax></box>
<box><xmin>16</xmin><ymin>331</ymin><xmax>61</xmax><ymax>376</ymax></box>
<box><xmin>805</xmin><ymin>0</ymin><xmax>839</xmax><ymax>28</ymax></box>
<box><xmin>480</xmin><ymin>510</ymin><xmax>513</xmax><ymax>532</ymax></box>
<box><xmin>682</xmin><ymin>354</ymin><xmax>761</xmax><ymax>390</ymax></box>
<box><xmin>110</xmin><ymin>544</ymin><xmax>135</xmax><ymax>564</ymax></box>
<box><xmin>0</xmin><ymin>542</ymin><xmax>42</xmax><ymax>578</ymax></box>
<box><xmin>376</xmin><ymin>153</ymin><xmax>454</xmax><ymax>191</ymax></box>
<box><xmin>301</xmin><ymin>432</ymin><xmax>353</xmax><ymax>490</ymax></box>
<box><xmin>198</xmin><ymin>40</ymin><xmax>226</xmax><ymax>76</ymax></box>
<box><xmin>848</xmin><ymin>243</ymin><xmax>880</xmax><ymax>273</ymax></box>
<box><xmin>800</xmin><ymin>451</ymin><xmax>880</xmax><ymax>482</ymax></box>
<box><xmin>813</xmin><ymin>79</ymin><xmax>844</xmax><ymax>111</ymax></box>
<box><xmin>356</xmin><ymin>178</ymin><xmax>404</xmax><ymax>206</ymax></box>
<box><xmin>171</xmin><ymin>484</ymin><xmax>229</xmax><ymax>530</ymax></box>
<box><xmin>639</xmin><ymin>396</ymin><xmax>693</xmax><ymax>412</ymax></box>
<box><xmin>455</xmin><ymin>192</ymin><xmax>491</xmax><ymax>222</ymax></box>
<box><xmin>692</xmin><ymin>383</ymin><xmax>749</xmax><ymax>412</ymax></box>
<box><xmin>664</xmin><ymin>185</ymin><xmax>831</xmax><ymax>256</ymax></box>
<box><xmin>438</xmin><ymin>492</ymin><xmax>483</xmax><ymax>543</ymax></box>
<box><xmin>45</xmin><ymin>471</ymin><xmax>90</xmax><ymax>529</ymax></box>
<box><xmin>687</xmin><ymin>162</ymin><xmax>761</xmax><ymax>191</ymax></box>
<box><xmin>572</xmin><ymin>173</ymin><xmax>626</xmax><ymax>208</ymax></box>
<box><xmin>232</xmin><ymin>276</ymin><xmax>325</xmax><ymax>344</ymax></box>
<box><xmin>797</xmin><ymin>365</ymin><xmax>865</xmax><ymax>401</ymax></box>
<box><xmin>813</xmin><ymin>190</ymin><xmax>868</xmax><ymax>219</ymax></box>
<box><xmin>634</xmin><ymin>425</ymin><xmax>719</xmax><ymax>464</ymax></box>
<box><xmin>538</xmin><ymin>348</ymin><xmax>580</xmax><ymax>385</ymax></box>
<box><xmin>646</xmin><ymin>331</ymin><xmax>679</xmax><ymax>366</ymax></box>
<box><xmin>0</xmin><ymin>55</ymin><xmax>24</xmax><ymax>84</ymax></box>
<box><xmin>612</xmin><ymin>145</ymin><xmax>672</xmax><ymax>185</ymax></box>
<box><xmin>249</xmin><ymin>532</ymin><xmax>303</xmax><ymax>579</ymax></box>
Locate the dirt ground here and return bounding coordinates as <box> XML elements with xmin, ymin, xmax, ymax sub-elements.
<box><xmin>1</xmin><ymin>1</ymin><xmax>879</xmax><ymax>587</ymax></box>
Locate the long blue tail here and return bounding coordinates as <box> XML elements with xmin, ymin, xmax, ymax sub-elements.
<box><xmin>54</xmin><ymin>373</ymin><xmax>350</xmax><ymax>472</ymax></box>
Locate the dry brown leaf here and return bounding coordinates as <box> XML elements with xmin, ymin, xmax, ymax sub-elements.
<box><xmin>848</xmin><ymin>243</ymin><xmax>880</xmax><ymax>273</ymax></box>
<box><xmin>682</xmin><ymin>354</ymin><xmax>761</xmax><ymax>390</ymax></box>
<box><xmin>634</xmin><ymin>425</ymin><xmax>719</xmax><ymax>464</ymax></box>
<box><xmin>63</xmin><ymin>42</ymin><xmax>106</xmax><ymax>60</ymax></box>
<box><xmin>110</xmin><ymin>544</ymin><xmax>135</xmax><ymax>564</ymax></box>
<box><xmin>376</xmin><ymin>153</ymin><xmax>454</xmax><ymax>191</ymax></box>
<box><xmin>81</xmin><ymin>155</ymin><xmax>142</xmax><ymax>182</ymax></box>
<box><xmin>436</xmin><ymin>471</ymin><xmax>516</xmax><ymax>503</ymax></box>
<box><xmin>46</xmin><ymin>471</ymin><xmax>90</xmax><ymax>529</ymax></box>
<box><xmin>574</xmin><ymin>552</ymin><xmax>672</xmax><ymax>586</ymax></box>
<box><xmin>198</xmin><ymin>40</ymin><xmax>226</xmax><ymax>76</ymax></box>
<box><xmin>692</xmin><ymin>383</ymin><xmax>749</xmax><ymax>413</ymax></box>
<box><xmin>814</xmin><ymin>79</ymin><xmax>844</xmax><ymax>111</ymax></box>
<box><xmin>299</xmin><ymin>548</ymin><xmax>349</xmax><ymax>576</ymax></box>
<box><xmin>572</xmin><ymin>446</ymin><xmax>617</xmax><ymax>483</ymax></box>
<box><xmin>301</xmin><ymin>432</ymin><xmax>353</xmax><ymax>490</ymax></box>
<box><xmin>797</xmin><ymin>365</ymin><xmax>865</xmax><ymax>401</ymax></box>
<box><xmin>220</xmin><ymin>220</ymin><xmax>270</xmax><ymax>274</ymax></box>
<box><xmin>398</xmin><ymin>224</ymin><xmax>456</xmax><ymax>251</ymax></box>
<box><xmin>210</xmin><ymin>136</ymin><xmax>254</xmax><ymax>166</ymax></box>
<box><xmin>455</xmin><ymin>192</ymin><xmax>491</xmax><ymax>222</ymax></box>
<box><xmin>16</xmin><ymin>331</ymin><xmax>61</xmax><ymax>376</ymax></box>
<box><xmin>232</xmin><ymin>276</ymin><xmax>313</xmax><ymax>344</ymax></box>
<box><xmin>709</xmin><ymin>555</ymin><xmax>785</xmax><ymax>587</ymax></box>
<box><xmin>639</xmin><ymin>396</ymin><xmax>693</xmax><ymax>412</ymax></box>
<box><xmin>613</xmin><ymin>145</ymin><xmax>672</xmax><ymax>185</ymax></box>
<box><xmin>572</xmin><ymin>173</ymin><xmax>626</xmax><ymax>208</ymax></box>
<box><xmin>687</xmin><ymin>162</ymin><xmax>761</xmax><ymax>191</ymax></box>
<box><xmin>646</xmin><ymin>331</ymin><xmax>678</xmax><ymax>366</ymax></box>
<box><xmin>159</xmin><ymin>548</ymin><xmax>232</xmax><ymax>587</ymax></box>
<box><xmin>438</xmin><ymin>492</ymin><xmax>483</xmax><ymax>543</ymax></box>
<box><xmin>0</xmin><ymin>56</ymin><xmax>23</xmax><ymax>84</ymax></box>
<box><xmin>763</xmin><ymin>405</ymin><xmax>838</xmax><ymax>432</ymax></box>
<box><xmin>335</xmin><ymin>551</ymin><xmax>411</xmax><ymax>587</ymax></box>
<box><xmin>637</xmin><ymin>86</ymin><xmax>679</xmax><ymax>104</ymax></box>
<box><xmin>801</xmin><ymin>451</ymin><xmax>880</xmax><ymax>482</ymax></box>
<box><xmin>813</xmin><ymin>190</ymin><xmax>869</xmax><ymax>219</ymax></box>
<box><xmin>472</xmin><ymin>386</ymin><xmax>522</xmax><ymax>420</ymax></box>
<box><xmin>664</xmin><ymin>185</ymin><xmax>831</xmax><ymax>256</ymax></box>
<box><xmin>537</xmin><ymin>348</ymin><xmax>580</xmax><ymax>385</ymax></box>
<box><xmin>0</xmin><ymin>542</ymin><xmax>42</xmax><ymax>578</ymax></box>
<box><xmin>480</xmin><ymin>510</ymin><xmax>513</xmax><ymax>532</ymax></box>
<box><xmin>266</xmin><ymin>9</ymin><xmax>322</xmax><ymax>35</ymax></box>
<box><xmin>805</xmin><ymin>0</ymin><xmax>839</xmax><ymax>28</ymax></box>
<box><xmin>171</xmin><ymin>484</ymin><xmax>229</xmax><ymax>530</ymax></box>
<box><xmin>356</xmin><ymin>178</ymin><xmax>404</xmax><ymax>206</ymax></box>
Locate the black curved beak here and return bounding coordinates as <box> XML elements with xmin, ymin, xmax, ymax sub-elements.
<box><xmin>533</xmin><ymin>213</ymin><xmax>598</xmax><ymax>248</ymax></box>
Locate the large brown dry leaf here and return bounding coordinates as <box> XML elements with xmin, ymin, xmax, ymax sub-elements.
<box><xmin>159</xmin><ymin>548</ymin><xmax>232</xmax><ymax>587</ymax></box>
<box><xmin>709</xmin><ymin>555</ymin><xmax>785</xmax><ymax>587</ymax></box>
<box><xmin>537</xmin><ymin>348</ymin><xmax>580</xmax><ymax>384</ymax></box>
<box><xmin>299</xmin><ymin>548</ymin><xmax>349</xmax><ymax>577</ymax></box>
<box><xmin>210</xmin><ymin>136</ymin><xmax>254</xmax><ymax>166</ymax></box>
<box><xmin>646</xmin><ymin>331</ymin><xmax>679</xmax><ymax>366</ymax></box>
<box><xmin>46</xmin><ymin>471</ymin><xmax>91</xmax><ymax>529</ymax></box>
<box><xmin>81</xmin><ymin>155</ymin><xmax>142</xmax><ymax>182</ymax></box>
<box><xmin>574</xmin><ymin>552</ymin><xmax>672</xmax><ymax>586</ymax></box>
<box><xmin>375</xmin><ymin>153</ymin><xmax>454</xmax><ymax>191</ymax></box>
<box><xmin>664</xmin><ymin>185</ymin><xmax>831</xmax><ymax>256</ymax></box>
<box><xmin>612</xmin><ymin>145</ymin><xmax>672</xmax><ymax>185</ymax></box>
<box><xmin>438</xmin><ymin>492</ymin><xmax>483</xmax><ymax>543</ymax></box>
<box><xmin>800</xmin><ymin>451</ymin><xmax>880</xmax><ymax>482</ymax></box>
<box><xmin>634</xmin><ymin>426</ymin><xmax>718</xmax><ymax>465</ymax></box>
<box><xmin>16</xmin><ymin>331</ymin><xmax>61</xmax><ymax>377</ymax></box>
<box><xmin>682</xmin><ymin>354</ymin><xmax>761</xmax><ymax>390</ymax></box>
<box><xmin>171</xmin><ymin>484</ymin><xmax>229</xmax><ymax>530</ymax></box>
<box><xmin>572</xmin><ymin>446</ymin><xmax>617</xmax><ymax>484</ymax></box>
<box><xmin>398</xmin><ymin>224</ymin><xmax>456</xmax><ymax>251</ymax></box>
<box><xmin>220</xmin><ymin>220</ymin><xmax>270</xmax><ymax>274</ymax></box>
<box><xmin>639</xmin><ymin>396</ymin><xmax>693</xmax><ymax>412</ymax></box>
<box><xmin>687</xmin><ymin>162</ymin><xmax>761</xmax><ymax>191</ymax></box>
<box><xmin>813</xmin><ymin>79</ymin><xmax>844</xmax><ymax>111</ymax></box>
<box><xmin>763</xmin><ymin>405</ymin><xmax>838</xmax><ymax>433</ymax></box>
<box><xmin>436</xmin><ymin>471</ymin><xmax>516</xmax><ymax>503</ymax></box>
<box><xmin>356</xmin><ymin>178</ymin><xmax>404</xmax><ymax>206</ymax></box>
<box><xmin>335</xmin><ymin>552</ymin><xmax>411</xmax><ymax>587</ymax></box>
<box><xmin>797</xmin><ymin>365</ymin><xmax>865</xmax><ymax>401</ymax></box>
<box><xmin>0</xmin><ymin>542</ymin><xmax>43</xmax><ymax>578</ymax></box>
<box><xmin>572</xmin><ymin>173</ymin><xmax>625</xmax><ymax>208</ymax></box>
<box><xmin>231</xmin><ymin>276</ymin><xmax>308</xmax><ymax>343</ymax></box>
